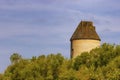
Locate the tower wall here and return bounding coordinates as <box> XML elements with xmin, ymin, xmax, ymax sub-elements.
<box><xmin>71</xmin><ymin>39</ymin><xmax>100</xmax><ymax>58</ymax></box>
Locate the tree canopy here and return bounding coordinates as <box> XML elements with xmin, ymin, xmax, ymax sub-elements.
<box><xmin>0</xmin><ymin>43</ymin><xmax>120</xmax><ymax>80</ymax></box>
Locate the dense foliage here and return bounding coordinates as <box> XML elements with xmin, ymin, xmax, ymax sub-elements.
<box><xmin>0</xmin><ymin>43</ymin><xmax>120</xmax><ymax>80</ymax></box>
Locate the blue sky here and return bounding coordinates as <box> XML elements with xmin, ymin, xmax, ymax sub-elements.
<box><xmin>0</xmin><ymin>0</ymin><xmax>120</xmax><ymax>73</ymax></box>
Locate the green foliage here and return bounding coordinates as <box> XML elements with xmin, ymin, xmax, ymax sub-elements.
<box><xmin>0</xmin><ymin>74</ymin><xmax>4</xmax><ymax>80</ymax></box>
<box><xmin>10</xmin><ymin>53</ymin><xmax>22</xmax><ymax>64</ymax></box>
<box><xmin>1</xmin><ymin>43</ymin><xmax>120</xmax><ymax>80</ymax></box>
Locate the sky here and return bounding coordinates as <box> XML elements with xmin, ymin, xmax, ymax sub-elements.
<box><xmin>0</xmin><ymin>0</ymin><xmax>120</xmax><ymax>73</ymax></box>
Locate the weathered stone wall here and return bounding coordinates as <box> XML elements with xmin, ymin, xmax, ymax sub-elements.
<box><xmin>71</xmin><ymin>39</ymin><xmax>100</xmax><ymax>58</ymax></box>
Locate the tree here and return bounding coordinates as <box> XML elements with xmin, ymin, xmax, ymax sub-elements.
<box><xmin>2</xmin><ymin>44</ymin><xmax>120</xmax><ymax>80</ymax></box>
<box><xmin>10</xmin><ymin>53</ymin><xmax>22</xmax><ymax>64</ymax></box>
<box><xmin>73</xmin><ymin>52</ymin><xmax>90</xmax><ymax>70</ymax></box>
<box><xmin>0</xmin><ymin>74</ymin><xmax>3</xmax><ymax>80</ymax></box>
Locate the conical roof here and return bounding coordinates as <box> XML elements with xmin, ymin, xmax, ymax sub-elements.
<box><xmin>70</xmin><ymin>21</ymin><xmax>101</xmax><ymax>41</ymax></box>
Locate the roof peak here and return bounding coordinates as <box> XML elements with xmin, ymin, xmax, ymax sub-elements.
<box><xmin>80</xmin><ymin>21</ymin><xmax>93</xmax><ymax>27</ymax></box>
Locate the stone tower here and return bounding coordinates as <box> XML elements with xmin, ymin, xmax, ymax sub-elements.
<box><xmin>70</xmin><ymin>21</ymin><xmax>101</xmax><ymax>58</ymax></box>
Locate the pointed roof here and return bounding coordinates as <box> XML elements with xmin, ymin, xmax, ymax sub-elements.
<box><xmin>70</xmin><ymin>21</ymin><xmax>101</xmax><ymax>41</ymax></box>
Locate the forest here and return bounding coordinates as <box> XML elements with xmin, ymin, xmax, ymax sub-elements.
<box><xmin>0</xmin><ymin>43</ymin><xmax>120</xmax><ymax>80</ymax></box>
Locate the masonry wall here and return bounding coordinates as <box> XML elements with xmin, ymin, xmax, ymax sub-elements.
<box><xmin>71</xmin><ymin>39</ymin><xmax>100</xmax><ymax>58</ymax></box>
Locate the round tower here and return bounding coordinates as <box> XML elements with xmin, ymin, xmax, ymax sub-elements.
<box><xmin>70</xmin><ymin>21</ymin><xmax>101</xmax><ymax>58</ymax></box>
